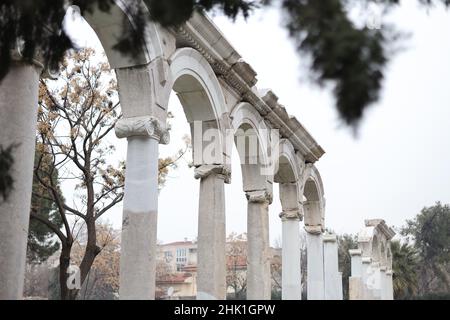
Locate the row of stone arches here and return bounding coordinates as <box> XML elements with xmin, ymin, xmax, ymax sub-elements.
<box><xmin>349</xmin><ymin>220</ymin><xmax>395</xmax><ymax>300</ymax></box>
<box><xmin>0</xmin><ymin>1</ymin><xmax>327</xmax><ymax>300</ymax></box>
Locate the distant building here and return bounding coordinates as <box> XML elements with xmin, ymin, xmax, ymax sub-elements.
<box><xmin>155</xmin><ymin>238</ymin><xmax>282</xmax><ymax>299</ymax></box>
<box><xmin>157</xmin><ymin>239</ymin><xmax>198</xmax><ymax>273</ymax></box>
<box><xmin>156</xmin><ymin>239</ymin><xmax>197</xmax><ymax>299</ymax></box>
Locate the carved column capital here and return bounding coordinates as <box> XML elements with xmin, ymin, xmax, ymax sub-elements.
<box><xmin>246</xmin><ymin>189</ymin><xmax>272</xmax><ymax>204</ymax></box>
<box><xmin>279</xmin><ymin>209</ymin><xmax>302</xmax><ymax>221</ymax></box>
<box><xmin>362</xmin><ymin>257</ymin><xmax>372</xmax><ymax>264</ymax></box>
<box><xmin>304</xmin><ymin>225</ymin><xmax>323</xmax><ymax>235</ymax></box>
<box><xmin>322</xmin><ymin>233</ymin><xmax>337</xmax><ymax>243</ymax></box>
<box><xmin>194</xmin><ymin>164</ymin><xmax>231</xmax><ymax>184</ymax></box>
<box><xmin>115</xmin><ymin>116</ymin><xmax>170</xmax><ymax>144</ymax></box>
<box><xmin>349</xmin><ymin>249</ymin><xmax>362</xmax><ymax>257</ymax></box>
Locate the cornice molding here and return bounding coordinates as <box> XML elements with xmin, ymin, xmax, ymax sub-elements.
<box><xmin>365</xmin><ymin>219</ymin><xmax>396</xmax><ymax>240</ymax></box>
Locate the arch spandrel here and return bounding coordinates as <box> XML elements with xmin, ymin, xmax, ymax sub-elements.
<box><xmin>81</xmin><ymin>1</ymin><xmax>155</xmax><ymax>68</ymax></box>
<box><xmin>80</xmin><ymin>1</ymin><xmax>173</xmax><ymax>121</ymax></box>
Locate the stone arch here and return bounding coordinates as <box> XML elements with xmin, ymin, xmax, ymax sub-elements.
<box><xmin>353</xmin><ymin>220</ymin><xmax>396</xmax><ymax>300</ymax></box>
<box><xmin>230</xmin><ymin>102</ymin><xmax>271</xmax><ymax>193</ymax></box>
<box><xmin>357</xmin><ymin>221</ymin><xmax>396</xmax><ymax>267</ymax></box>
<box><xmin>275</xmin><ymin>139</ymin><xmax>301</xmax><ymax>217</ymax></box>
<box><xmin>166</xmin><ymin>47</ymin><xmax>230</xmax><ymax>300</ymax></box>
<box><xmin>274</xmin><ymin>139</ymin><xmax>304</xmax><ymax>300</ymax></box>
<box><xmin>168</xmin><ymin>47</ymin><xmax>229</xmax><ymax>166</ymax></box>
<box><xmin>81</xmin><ymin>0</ymin><xmax>170</xmax><ymax>69</ymax></box>
<box><xmin>276</xmin><ymin>139</ymin><xmax>300</xmax><ymax>183</ymax></box>
<box><xmin>358</xmin><ymin>226</ymin><xmax>376</xmax><ymax>257</ymax></box>
<box><xmin>230</xmin><ymin>102</ymin><xmax>273</xmax><ymax>300</ymax></box>
<box><xmin>303</xmin><ymin>165</ymin><xmax>325</xmax><ymax>232</ymax></box>
<box><xmin>371</xmin><ymin>234</ymin><xmax>381</xmax><ymax>263</ymax></box>
<box><xmin>80</xmin><ymin>1</ymin><xmax>175</xmax><ymax>127</ymax></box>
<box><xmin>301</xmin><ymin>164</ymin><xmax>326</xmax><ymax>300</ymax></box>
<box><xmin>169</xmin><ymin>47</ymin><xmax>228</xmax><ymax>121</ymax></box>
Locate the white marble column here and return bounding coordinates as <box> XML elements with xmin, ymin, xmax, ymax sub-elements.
<box><xmin>323</xmin><ymin>234</ymin><xmax>342</xmax><ymax>300</ymax></box>
<box><xmin>350</xmin><ymin>249</ymin><xmax>362</xmax><ymax>277</ymax></box>
<box><xmin>379</xmin><ymin>267</ymin><xmax>387</xmax><ymax>300</ymax></box>
<box><xmin>361</xmin><ymin>257</ymin><xmax>373</xmax><ymax>300</ymax></box>
<box><xmin>386</xmin><ymin>270</ymin><xmax>394</xmax><ymax>300</ymax></box>
<box><xmin>246</xmin><ymin>190</ymin><xmax>271</xmax><ymax>300</ymax></box>
<box><xmin>0</xmin><ymin>63</ymin><xmax>42</xmax><ymax>300</ymax></box>
<box><xmin>280</xmin><ymin>210</ymin><xmax>302</xmax><ymax>300</ymax></box>
<box><xmin>306</xmin><ymin>226</ymin><xmax>325</xmax><ymax>300</ymax></box>
<box><xmin>348</xmin><ymin>249</ymin><xmax>363</xmax><ymax>300</ymax></box>
<box><xmin>337</xmin><ymin>272</ymin><xmax>343</xmax><ymax>300</ymax></box>
<box><xmin>195</xmin><ymin>165</ymin><xmax>229</xmax><ymax>300</ymax></box>
<box><xmin>369</xmin><ymin>262</ymin><xmax>382</xmax><ymax>300</ymax></box>
<box><xmin>115</xmin><ymin>116</ymin><xmax>169</xmax><ymax>300</ymax></box>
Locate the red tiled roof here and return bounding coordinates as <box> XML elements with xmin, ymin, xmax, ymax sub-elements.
<box><xmin>226</xmin><ymin>255</ymin><xmax>247</xmax><ymax>268</ymax></box>
<box><xmin>181</xmin><ymin>265</ymin><xmax>197</xmax><ymax>272</ymax></box>
<box><xmin>160</xmin><ymin>241</ymin><xmax>194</xmax><ymax>246</ymax></box>
<box><xmin>157</xmin><ymin>273</ymin><xmax>193</xmax><ymax>284</ymax></box>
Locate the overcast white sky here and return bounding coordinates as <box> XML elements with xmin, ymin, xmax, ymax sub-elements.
<box><xmin>65</xmin><ymin>2</ymin><xmax>450</xmax><ymax>245</ymax></box>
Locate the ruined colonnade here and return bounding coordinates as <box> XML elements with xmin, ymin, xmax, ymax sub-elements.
<box><xmin>0</xmin><ymin>1</ymin><xmax>345</xmax><ymax>300</ymax></box>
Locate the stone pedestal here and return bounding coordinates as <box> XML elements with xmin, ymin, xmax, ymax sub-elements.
<box><xmin>386</xmin><ymin>270</ymin><xmax>394</xmax><ymax>300</ymax></box>
<box><xmin>349</xmin><ymin>249</ymin><xmax>363</xmax><ymax>300</ymax></box>
<box><xmin>0</xmin><ymin>63</ymin><xmax>41</xmax><ymax>300</ymax></box>
<box><xmin>115</xmin><ymin>116</ymin><xmax>169</xmax><ymax>300</ymax></box>
<box><xmin>379</xmin><ymin>267</ymin><xmax>387</xmax><ymax>300</ymax></box>
<box><xmin>323</xmin><ymin>234</ymin><xmax>343</xmax><ymax>300</ymax></box>
<box><xmin>246</xmin><ymin>190</ymin><xmax>271</xmax><ymax>300</ymax></box>
<box><xmin>365</xmin><ymin>261</ymin><xmax>381</xmax><ymax>300</ymax></box>
<box><xmin>349</xmin><ymin>277</ymin><xmax>364</xmax><ymax>300</ymax></box>
<box><xmin>361</xmin><ymin>257</ymin><xmax>373</xmax><ymax>300</ymax></box>
<box><xmin>306</xmin><ymin>227</ymin><xmax>324</xmax><ymax>300</ymax></box>
<box><xmin>280</xmin><ymin>210</ymin><xmax>302</xmax><ymax>300</ymax></box>
<box><xmin>337</xmin><ymin>272</ymin><xmax>343</xmax><ymax>300</ymax></box>
<box><xmin>195</xmin><ymin>165</ymin><xmax>229</xmax><ymax>300</ymax></box>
